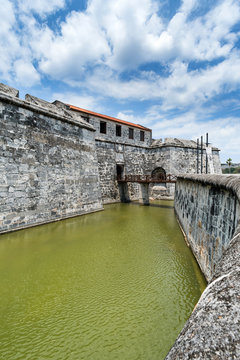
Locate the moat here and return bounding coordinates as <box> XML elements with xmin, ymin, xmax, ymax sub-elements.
<box><xmin>0</xmin><ymin>201</ymin><xmax>206</xmax><ymax>360</ymax></box>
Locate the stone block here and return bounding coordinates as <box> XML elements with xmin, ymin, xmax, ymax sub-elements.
<box><xmin>0</xmin><ymin>83</ymin><xmax>19</xmax><ymax>98</ymax></box>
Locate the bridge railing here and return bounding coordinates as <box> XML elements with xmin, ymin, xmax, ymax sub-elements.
<box><xmin>117</xmin><ymin>174</ymin><xmax>177</xmax><ymax>183</ymax></box>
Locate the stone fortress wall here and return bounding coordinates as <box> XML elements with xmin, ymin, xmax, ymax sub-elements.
<box><xmin>59</xmin><ymin>103</ymin><xmax>153</xmax><ymax>203</ymax></box>
<box><xmin>0</xmin><ymin>84</ymin><xmax>103</xmax><ymax>233</ymax></box>
<box><xmin>95</xmin><ymin>141</ymin><xmax>152</xmax><ymax>203</ymax></box>
<box><xmin>0</xmin><ymin>82</ymin><xmax>222</xmax><ymax>233</ymax></box>
<box><xmin>62</xmin><ymin>103</ymin><xmax>222</xmax><ymax>203</ymax></box>
<box><xmin>166</xmin><ymin>175</ymin><xmax>240</xmax><ymax>359</ymax></box>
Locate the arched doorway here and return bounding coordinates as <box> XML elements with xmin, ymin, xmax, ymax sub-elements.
<box><xmin>151</xmin><ymin>167</ymin><xmax>166</xmax><ymax>182</ymax></box>
<box><xmin>150</xmin><ymin>167</ymin><xmax>167</xmax><ymax>199</ymax></box>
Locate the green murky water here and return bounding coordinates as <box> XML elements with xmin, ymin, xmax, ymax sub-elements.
<box><xmin>0</xmin><ymin>201</ymin><xmax>206</xmax><ymax>360</ymax></box>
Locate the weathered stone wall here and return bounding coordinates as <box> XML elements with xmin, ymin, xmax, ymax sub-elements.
<box><xmin>95</xmin><ymin>140</ymin><xmax>152</xmax><ymax>203</ymax></box>
<box><xmin>95</xmin><ymin>140</ymin><xmax>222</xmax><ymax>204</ymax></box>
<box><xmin>166</xmin><ymin>175</ymin><xmax>240</xmax><ymax>359</ymax></box>
<box><xmin>0</xmin><ymin>86</ymin><xmax>103</xmax><ymax>233</ymax></box>
<box><xmin>212</xmin><ymin>149</ymin><xmax>222</xmax><ymax>174</ymax></box>
<box><xmin>174</xmin><ymin>175</ymin><xmax>240</xmax><ymax>280</ymax></box>
<box><xmin>66</xmin><ymin>107</ymin><xmax>222</xmax><ymax>203</ymax></box>
<box><xmin>149</xmin><ymin>142</ymin><xmax>222</xmax><ymax>199</ymax></box>
<box><xmin>0</xmin><ymin>82</ymin><xmax>223</xmax><ymax>225</ymax></box>
<box><xmin>150</xmin><ymin>144</ymin><xmax>222</xmax><ymax>176</ymax></box>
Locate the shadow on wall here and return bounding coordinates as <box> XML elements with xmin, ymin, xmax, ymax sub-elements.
<box><xmin>118</xmin><ymin>183</ymin><xmax>130</xmax><ymax>203</ymax></box>
<box><xmin>151</xmin><ymin>167</ymin><xmax>167</xmax><ymax>182</ymax></box>
<box><xmin>116</xmin><ymin>164</ymin><xmax>124</xmax><ymax>180</ymax></box>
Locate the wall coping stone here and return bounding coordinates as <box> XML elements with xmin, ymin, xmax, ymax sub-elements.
<box><xmin>95</xmin><ymin>138</ymin><xmax>150</xmax><ymax>149</ymax></box>
<box><xmin>177</xmin><ymin>174</ymin><xmax>240</xmax><ymax>202</ymax></box>
<box><xmin>151</xmin><ymin>143</ymin><xmax>220</xmax><ymax>152</ymax></box>
<box><xmin>0</xmin><ymin>83</ymin><xmax>19</xmax><ymax>98</ymax></box>
<box><xmin>166</xmin><ymin>174</ymin><xmax>240</xmax><ymax>359</ymax></box>
<box><xmin>0</xmin><ymin>91</ymin><xmax>95</xmax><ymax>132</ymax></box>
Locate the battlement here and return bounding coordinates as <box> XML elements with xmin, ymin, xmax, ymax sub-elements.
<box><xmin>0</xmin><ymin>83</ymin><xmax>94</xmax><ymax>131</ymax></box>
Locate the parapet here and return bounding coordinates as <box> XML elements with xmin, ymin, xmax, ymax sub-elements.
<box><xmin>0</xmin><ymin>83</ymin><xmax>94</xmax><ymax>131</ymax></box>
<box><xmin>151</xmin><ymin>137</ymin><xmax>220</xmax><ymax>151</ymax></box>
<box><xmin>0</xmin><ymin>83</ymin><xmax>19</xmax><ymax>98</ymax></box>
<box><xmin>177</xmin><ymin>174</ymin><xmax>240</xmax><ymax>202</ymax></box>
<box><xmin>151</xmin><ymin>137</ymin><xmax>198</xmax><ymax>148</ymax></box>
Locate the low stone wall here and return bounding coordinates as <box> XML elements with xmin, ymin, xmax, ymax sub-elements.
<box><xmin>175</xmin><ymin>175</ymin><xmax>240</xmax><ymax>280</ymax></box>
<box><xmin>166</xmin><ymin>175</ymin><xmax>240</xmax><ymax>359</ymax></box>
<box><xmin>0</xmin><ymin>85</ymin><xmax>103</xmax><ymax>234</ymax></box>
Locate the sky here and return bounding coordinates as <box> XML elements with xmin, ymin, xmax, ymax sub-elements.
<box><xmin>1</xmin><ymin>0</ymin><xmax>240</xmax><ymax>162</ymax></box>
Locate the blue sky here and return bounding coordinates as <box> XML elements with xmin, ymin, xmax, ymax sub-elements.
<box><xmin>1</xmin><ymin>0</ymin><xmax>240</xmax><ymax>162</ymax></box>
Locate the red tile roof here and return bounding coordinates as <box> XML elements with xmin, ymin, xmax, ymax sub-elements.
<box><xmin>68</xmin><ymin>104</ymin><xmax>151</xmax><ymax>131</ymax></box>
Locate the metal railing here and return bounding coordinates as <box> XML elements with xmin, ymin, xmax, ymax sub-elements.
<box><xmin>117</xmin><ymin>174</ymin><xmax>177</xmax><ymax>183</ymax></box>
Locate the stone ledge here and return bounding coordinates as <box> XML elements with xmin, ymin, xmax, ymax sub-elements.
<box><xmin>177</xmin><ymin>174</ymin><xmax>240</xmax><ymax>201</ymax></box>
<box><xmin>151</xmin><ymin>138</ymin><xmax>219</xmax><ymax>151</ymax></box>
<box><xmin>0</xmin><ymin>83</ymin><xmax>19</xmax><ymax>98</ymax></box>
<box><xmin>95</xmin><ymin>138</ymin><xmax>150</xmax><ymax>149</ymax></box>
<box><xmin>0</xmin><ymin>91</ymin><xmax>95</xmax><ymax>132</ymax></box>
<box><xmin>0</xmin><ymin>207</ymin><xmax>104</xmax><ymax>236</ymax></box>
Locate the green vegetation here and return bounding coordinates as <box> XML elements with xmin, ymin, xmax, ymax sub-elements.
<box><xmin>222</xmin><ymin>166</ymin><xmax>240</xmax><ymax>174</ymax></box>
<box><xmin>226</xmin><ymin>158</ymin><xmax>232</xmax><ymax>173</ymax></box>
<box><xmin>223</xmin><ymin>158</ymin><xmax>240</xmax><ymax>174</ymax></box>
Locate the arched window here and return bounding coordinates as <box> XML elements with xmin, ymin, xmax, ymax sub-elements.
<box><xmin>151</xmin><ymin>167</ymin><xmax>166</xmax><ymax>181</ymax></box>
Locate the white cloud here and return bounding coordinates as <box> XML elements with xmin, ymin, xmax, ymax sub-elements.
<box><xmin>151</xmin><ymin>115</ymin><xmax>240</xmax><ymax>163</ymax></box>
<box><xmin>17</xmin><ymin>0</ymin><xmax>66</xmax><ymax>17</ymax></box>
<box><xmin>0</xmin><ymin>0</ymin><xmax>66</xmax><ymax>86</ymax></box>
<box><xmin>158</xmin><ymin>52</ymin><xmax>240</xmax><ymax>110</ymax></box>
<box><xmin>0</xmin><ymin>0</ymin><xmax>20</xmax><ymax>80</ymax></box>
<box><xmin>179</xmin><ymin>0</ymin><xmax>198</xmax><ymax>14</ymax></box>
<box><xmin>167</xmin><ymin>0</ymin><xmax>240</xmax><ymax>61</ymax></box>
<box><xmin>31</xmin><ymin>0</ymin><xmax>240</xmax><ymax>80</ymax></box>
<box><xmin>25</xmin><ymin>0</ymin><xmax>240</xmax><ymax>109</ymax></box>
<box><xmin>0</xmin><ymin>0</ymin><xmax>239</xmax><ymax>162</ymax></box>
<box><xmin>14</xmin><ymin>60</ymin><xmax>40</xmax><ymax>86</ymax></box>
<box><xmin>0</xmin><ymin>0</ymin><xmax>42</xmax><ymax>86</ymax></box>
<box><xmin>70</xmin><ymin>50</ymin><xmax>240</xmax><ymax>110</ymax></box>
<box><xmin>2</xmin><ymin>0</ymin><xmax>238</xmax><ymax>102</ymax></box>
<box><xmin>52</xmin><ymin>91</ymin><xmax>103</xmax><ymax>111</ymax></box>
<box><xmin>88</xmin><ymin>0</ymin><xmax>165</xmax><ymax>70</ymax></box>
<box><xmin>38</xmin><ymin>10</ymin><xmax>110</xmax><ymax>78</ymax></box>
<box><xmin>118</xmin><ymin>108</ymin><xmax>240</xmax><ymax>162</ymax></box>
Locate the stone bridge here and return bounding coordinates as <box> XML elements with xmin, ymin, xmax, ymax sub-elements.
<box><xmin>117</xmin><ymin>174</ymin><xmax>177</xmax><ymax>205</ymax></box>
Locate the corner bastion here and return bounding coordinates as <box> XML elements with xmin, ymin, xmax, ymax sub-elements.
<box><xmin>166</xmin><ymin>175</ymin><xmax>240</xmax><ymax>359</ymax></box>
<box><xmin>0</xmin><ymin>84</ymin><xmax>103</xmax><ymax>234</ymax></box>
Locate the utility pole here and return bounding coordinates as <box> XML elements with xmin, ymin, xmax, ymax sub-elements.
<box><xmin>201</xmin><ymin>136</ymin><xmax>203</xmax><ymax>174</ymax></box>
